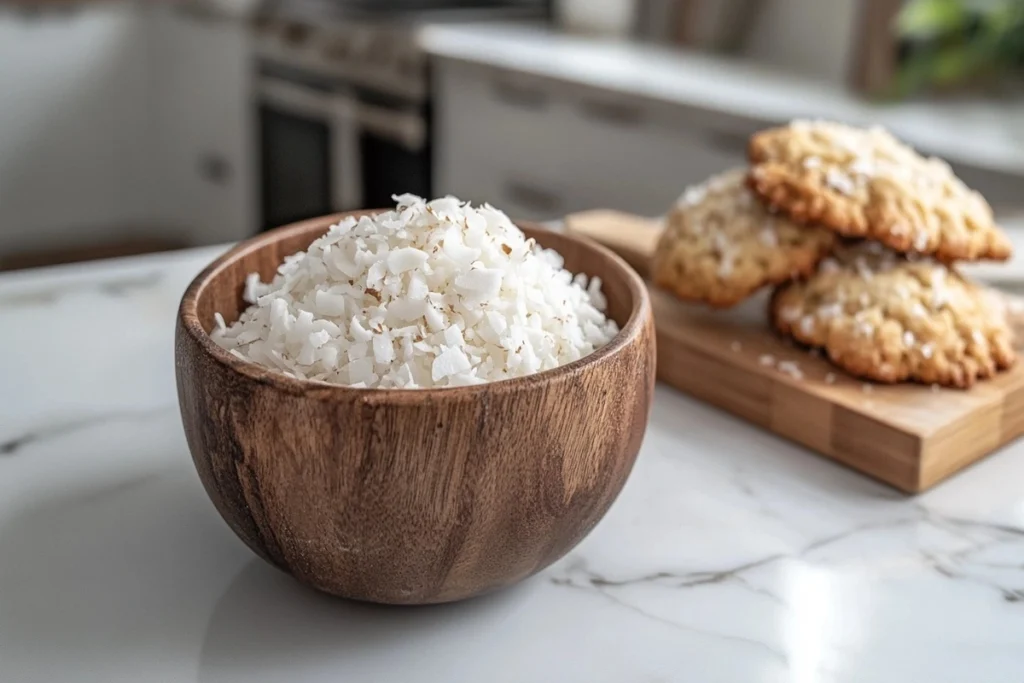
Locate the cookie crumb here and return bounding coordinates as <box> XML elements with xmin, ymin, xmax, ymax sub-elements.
<box><xmin>825</xmin><ymin>372</ymin><xmax>836</xmax><ymax>384</ymax></box>
<box><xmin>759</xmin><ymin>354</ymin><xmax>776</xmax><ymax>367</ymax></box>
<box><xmin>731</xmin><ymin>341</ymin><xmax>743</xmax><ymax>352</ymax></box>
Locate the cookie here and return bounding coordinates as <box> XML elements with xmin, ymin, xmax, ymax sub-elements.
<box><xmin>748</xmin><ymin>120</ymin><xmax>1012</xmax><ymax>263</ymax></box>
<box><xmin>770</xmin><ymin>244</ymin><xmax>1017</xmax><ymax>388</ymax></box>
<box><xmin>652</xmin><ymin>169</ymin><xmax>836</xmax><ymax>308</ymax></box>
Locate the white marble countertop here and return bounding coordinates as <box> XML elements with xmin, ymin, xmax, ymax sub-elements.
<box><xmin>3</xmin><ymin>246</ymin><xmax>1024</xmax><ymax>683</ymax></box>
<box><xmin>421</xmin><ymin>23</ymin><xmax>1024</xmax><ymax>177</ymax></box>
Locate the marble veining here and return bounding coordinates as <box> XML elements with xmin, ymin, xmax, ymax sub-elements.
<box><xmin>1</xmin><ymin>407</ymin><xmax>174</xmax><ymax>456</ymax></box>
<box><xmin>2</xmin><ymin>245</ymin><xmax>1024</xmax><ymax>683</ymax></box>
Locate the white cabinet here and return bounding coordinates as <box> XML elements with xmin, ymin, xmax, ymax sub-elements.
<box><xmin>150</xmin><ymin>7</ymin><xmax>256</xmax><ymax>245</ymax></box>
<box><xmin>0</xmin><ymin>5</ymin><xmax>155</xmax><ymax>256</ymax></box>
<box><xmin>433</xmin><ymin>59</ymin><xmax>749</xmax><ymax>221</ymax></box>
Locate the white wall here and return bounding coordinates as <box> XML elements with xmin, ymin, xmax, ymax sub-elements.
<box><xmin>0</xmin><ymin>5</ymin><xmax>158</xmax><ymax>255</ymax></box>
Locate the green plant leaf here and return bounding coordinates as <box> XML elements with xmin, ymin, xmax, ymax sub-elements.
<box><xmin>897</xmin><ymin>0</ymin><xmax>970</xmax><ymax>38</ymax></box>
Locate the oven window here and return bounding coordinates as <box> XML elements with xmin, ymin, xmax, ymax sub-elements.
<box><xmin>259</xmin><ymin>105</ymin><xmax>333</xmax><ymax>232</ymax></box>
<box><xmin>360</xmin><ymin>132</ymin><xmax>431</xmax><ymax>210</ymax></box>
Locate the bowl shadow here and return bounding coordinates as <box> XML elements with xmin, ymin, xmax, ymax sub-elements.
<box><xmin>197</xmin><ymin>558</ymin><xmax>538</xmax><ymax>682</ymax></box>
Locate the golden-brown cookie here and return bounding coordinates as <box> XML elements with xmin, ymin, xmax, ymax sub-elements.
<box><xmin>770</xmin><ymin>244</ymin><xmax>1017</xmax><ymax>388</ymax></box>
<box><xmin>652</xmin><ymin>169</ymin><xmax>835</xmax><ymax>308</ymax></box>
<box><xmin>748</xmin><ymin>120</ymin><xmax>1012</xmax><ymax>263</ymax></box>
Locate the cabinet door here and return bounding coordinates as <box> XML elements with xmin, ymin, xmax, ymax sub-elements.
<box><xmin>151</xmin><ymin>8</ymin><xmax>255</xmax><ymax>244</ymax></box>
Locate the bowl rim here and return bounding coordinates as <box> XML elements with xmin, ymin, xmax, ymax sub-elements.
<box><xmin>178</xmin><ymin>210</ymin><xmax>651</xmax><ymax>401</ymax></box>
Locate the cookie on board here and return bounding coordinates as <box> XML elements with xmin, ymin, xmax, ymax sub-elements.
<box><xmin>652</xmin><ymin>168</ymin><xmax>835</xmax><ymax>309</ymax></box>
<box><xmin>748</xmin><ymin>120</ymin><xmax>1012</xmax><ymax>263</ymax></box>
<box><xmin>770</xmin><ymin>243</ymin><xmax>1017</xmax><ymax>388</ymax></box>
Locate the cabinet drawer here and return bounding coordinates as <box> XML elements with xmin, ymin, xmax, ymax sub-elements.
<box><xmin>434</xmin><ymin>61</ymin><xmax>751</xmax><ymax>218</ymax></box>
<box><xmin>562</xmin><ymin>95</ymin><xmax>748</xmax><ymax>213</ymax></box>
<box><xmin>434</xmin><ymin>62</ymin><xmax>574</xmax><ymax>187</ymax></box>
<box><xmin>439</xmin><ymin>155</ymin><xmax>577</xmax><ymax>222</ymax></box>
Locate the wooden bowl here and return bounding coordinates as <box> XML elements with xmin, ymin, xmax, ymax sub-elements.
<box><xmin>175</xmin><ymin>211</ymin><xmax>655</xmax><ymax>605</ymax></box>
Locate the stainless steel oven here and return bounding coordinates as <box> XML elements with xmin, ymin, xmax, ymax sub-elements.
<box><xmin>257</xmin><ymin>73</ymin><xmax>429</xmax><ymax>231</ymax></box>
<box><xmin>254</xmin><ymin>2</ymin><xmax>547</xmax><ymax>232</ymax></box>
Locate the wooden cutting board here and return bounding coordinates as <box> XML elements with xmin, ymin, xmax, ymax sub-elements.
<box><xmin>566</xmin><ymin>210</ymin><xmax>1024</xmax><ymax>493</ymax></box>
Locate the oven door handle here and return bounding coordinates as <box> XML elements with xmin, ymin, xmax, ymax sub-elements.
<box><xmin>258</xmin><ymin>78</ymin><xmax>356</xmax><ymax>121</ymax></box>
<box><xmin>357</xmin><ymin>103</ymin><xmax>427</xmax><ymax>152</ymax></box>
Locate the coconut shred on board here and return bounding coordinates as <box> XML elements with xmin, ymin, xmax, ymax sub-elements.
<box><xmin>211</xmin><ymin>195</ymin><xmax>620</xmax><ymax>388</ymax></box>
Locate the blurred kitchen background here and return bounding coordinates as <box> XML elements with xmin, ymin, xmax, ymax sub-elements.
<box><xmin>2</xmin><ymin>0</ymin><xmax>1024</xmax><ymax>271</ymax></box>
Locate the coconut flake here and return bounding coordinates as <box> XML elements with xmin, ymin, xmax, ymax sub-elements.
<box><xmin>778</xmin><ymin>360</ymin><xmax>804</xmax><ymax>380</ymax></box>
<box><xmin>826</xmin><ymin>168</ymin><xmax>856</xmax><ymax>195</ymax></box>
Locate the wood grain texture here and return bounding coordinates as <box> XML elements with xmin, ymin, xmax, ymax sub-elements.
<box><xmin>175</xmin><ymin>212</ymin><xmax>656</xmax><ymax>605</ymax></box>
<box><xmin>567</xmin><ymin>209</ymin><xmax>1024</xmax><ymax>493</ymax></box>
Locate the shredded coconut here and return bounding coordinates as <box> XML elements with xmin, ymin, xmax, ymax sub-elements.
<box><xmin>777</xmin><ymin>360</ymin><xmax>804</xmax><ymax>380</ymax></box>
<box><xmin>780</xmin><ymin>306</ymin><xmax>802</xmax><ymax>323</ymax></box>
<box><xmin>913</xmin><ymin>230</ymin><xmax>929</xmax><ymax>252</ymax></box>
<box><xmin>817</xmin><ymin>303</ymin><xmax>843</xmax><ymax>319</ymax></box>
<box><xmin>826</xmin><ymin>168</ymin><xmax>857</xmax><ymax>195</ymax></box>
<box><xmin>819</xmin><ymin>258</ymin><xmax>841</xmax><ymax>275</ymax></box>
<box><xmin>211</xmin><ymin>195</ymin><xmax>619</xmax><ymax>388</ymax></box>
<box><xmin>849</xmin><ymin>157</ymin><xmax>876</xmax><ymax>177</ymax></box>
<box><xmin>758</xmin><ymin>226</ymin><xmax>779</xmax><ymax>248</ymax></box>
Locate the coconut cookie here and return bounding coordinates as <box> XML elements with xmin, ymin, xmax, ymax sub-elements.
<box><xmin>748</xmin><ymin>120</ymin><xmax>1012</xmax><ymax>263</ymax></box>
<box><xmin>652</xmin><ymin>169</ymin><xmax>835</xmax><ymax>308</ymax></box>
<box><xmin>770</xmin><ymin>244</ymin><xmax>1017</xmax><ymax>388</ymax></box>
